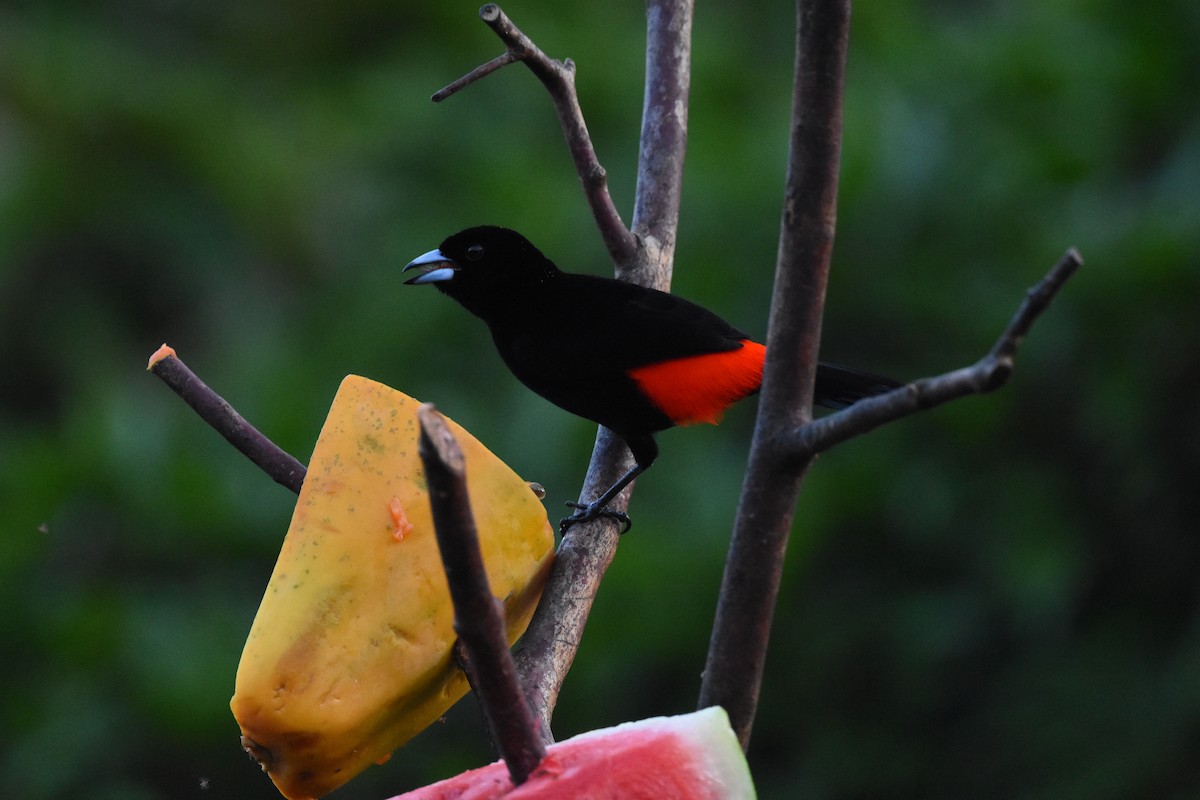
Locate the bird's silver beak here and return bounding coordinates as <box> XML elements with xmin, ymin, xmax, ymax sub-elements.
<box><xmin>403</xmin><ymin>248</ymin><xmax>459</xmax><ymax>285</ymax></box>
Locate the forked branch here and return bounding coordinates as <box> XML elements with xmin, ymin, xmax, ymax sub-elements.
<box><xmin>431</xmin><ymin>2</ymin><xmax>696</xmax><ymax>741</ymax></box>
<box><xmin>700</xmin><ymin>248</ymin><xmax>1084</xmax><ymax>747</ymax></box>
<box><xmin>698</xmin><ymin>0</ymin><xmax>853</xmax><ymax>746</ymax></box>
<box><xmin>698</xmin><ymin>0</ymin><xmax>1083</xmax><ymax>750</ymax></box>
<box><xmin>434</xmin><ymin>3</ymin><xmax>636</xmax><ymax>267</ymax></box>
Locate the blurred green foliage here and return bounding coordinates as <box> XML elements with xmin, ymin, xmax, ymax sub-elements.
<box><xmin>2</xmin><ymin>0</ymin><xmax>1198</xmax><ymax>798</ymax></box>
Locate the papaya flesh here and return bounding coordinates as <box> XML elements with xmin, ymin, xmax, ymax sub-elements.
<box><xmin>231</xmin><ymin>376</ymin><xmax>555</xmax><ymax>800</ymax></box>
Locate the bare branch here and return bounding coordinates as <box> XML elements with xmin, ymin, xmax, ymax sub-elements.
<box><xmin>146</xmin><ymin>345</ymin><xmax>307</xmax><ymax>494</ymax></box>
<box><xmin>698</xmin><ymin>0</ymin><xmax>853</xmax><ymax>749</ymax></box>
<box><xmin>488</xmin><ymin>2</ymin><xmax>693</xmax><ymax>737</ymax></box>
<box><xmin>430</xmin><ymin>3</ymin><xmax>696</xmax><ymax>737</ymax></box>
<box><xmin>418</xmin><ymin>404</ymin><xmax>546</xmax><ymax>784</ymax></box>
<box><xmin>987</xmin><ymin>247</ymin><xmax>1083</xmax><ymax>363</ymax></box>
<box><xmin>626</xmin><ymin>0</ymin><xmax>694</xmax><ymax>286</ymax></box>
<box><xmin>791</xmin><ymin>249</ymin><xmax>1084</xmax><ymax>458</ymax></box>
<box><xmin>431</xmin><ymin>52</ymin><xmax>518</xmax><ymax>101</ymax></box>
<box><xmin>433</xmin><ymin>4</ymin><xmax>637</xmax><ymax>266</ymax></box>
<box><xmin>512</xmin><ymin>427</ymin><xmax>632</xmax><ymax>740</ymax></box>
<box><xmin>697</xmin><ymin>1</ymin><xmax>1083</xmax><ymax>750</ymax></box>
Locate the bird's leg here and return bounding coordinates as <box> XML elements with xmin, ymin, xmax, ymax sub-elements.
<box><xmin>561</xmin><ymin>463</ymin><xmax>644</xmax><ymax>534</ymax></box>
<box><xmin>560</xmin><ymin>433</ymin><xmax>657</xmax><ymax>535</ymax></box>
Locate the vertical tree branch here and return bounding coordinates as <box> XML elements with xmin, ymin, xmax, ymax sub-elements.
<box><xmin>511</xmin><ymin>427</ymin><xmax>632</xmax><ymax>742</ymax></box>
<box><xmin>418</xmin><ymin>404</ymin><xmax>546</xmax><ymax>784</ymax></box>
<box><xmin>414</xmin><ymin>2</ymin><xmax>700</xmax><ymax>739</ymax></box>
<box><xmin>626</xmin><ymin>0</ymin><xmax>694</xmax><ymax>285</ymax></box>
<box><xmin>510</xmin><ymin>0</ymin><xmax>694</xmax><ymax>740</ymax></box>
<box><xmin>698</xmin><ymin>0</ymin><xmax>852</xmax><ymax>748</ymax></box>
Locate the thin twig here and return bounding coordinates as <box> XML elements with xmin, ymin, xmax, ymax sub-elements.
<box><xmin>432</xmin><ymin>3</ymin><xmax>636</xmax><ymax>266</ymax></box>
<box><xmin>418</xmin><ymin>404</ymin><xmax>546</xmax><ymax>785</ymax></box>
<box><xmin>791</xmin><ymin>249</ymin><xmax>1084</xmax><ymax>459</ymax></box>
<box><xmin>988</xmin><ymin>247</ymin><xmax>1082</xmax><ymax>362</ymax></box>
<box><xmin>146</xmin><ymin>345</ymin><xmax>307</xmax><ymax>494</ymax></box>
<box><xmin>431</xmin><ymin>52</ymin><xmax>518</xmax><ymax>102</ymax></box>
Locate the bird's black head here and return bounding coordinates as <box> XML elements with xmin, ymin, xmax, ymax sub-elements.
<box><xmin>403</xmin><ymin>226</ymin><xmax>560</xmax><ymax>320</ymax></box>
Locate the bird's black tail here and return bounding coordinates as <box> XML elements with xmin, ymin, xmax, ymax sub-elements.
<box><xmin>813</xmin><ymin>362</ymin><xmax>903</xmax><ymax>410</ymax></box>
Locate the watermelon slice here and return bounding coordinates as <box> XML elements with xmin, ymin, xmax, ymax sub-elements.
<box><xmin>386</xmin><ymin>707</ymin><xmax>755</xmax><ymax>799</ymax></box>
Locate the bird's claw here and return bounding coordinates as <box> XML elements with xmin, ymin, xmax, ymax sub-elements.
<box><xmin>560</xmin><ymin>501</ymin><xmax>632</xmax><ymax>535</ymax></box>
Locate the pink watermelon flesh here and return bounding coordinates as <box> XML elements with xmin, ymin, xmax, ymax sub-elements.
<box><xmin>386</xmin><ymin>706</ymin><xmax>755</xmax><ymax>800</ymax></box>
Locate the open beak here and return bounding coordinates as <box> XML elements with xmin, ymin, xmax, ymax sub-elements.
<box><xmin>403</xmin><ymin>249</ymin><xmax>459</xmax><ymax>285</ymax></box>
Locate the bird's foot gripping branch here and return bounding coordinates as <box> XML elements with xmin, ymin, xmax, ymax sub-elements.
<box><xmin>562</xmin><ymin>500</ymin><xmax>633</xmax><ymax>535</ymax></box>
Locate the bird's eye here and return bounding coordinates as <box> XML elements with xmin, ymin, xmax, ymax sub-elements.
<box><xmin>466</xmin><ymin>244</ymin><xmax>484</xmax><ymax>262</ymax></box>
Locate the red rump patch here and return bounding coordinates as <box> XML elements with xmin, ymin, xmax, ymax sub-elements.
<box><xmin>628</xmin><ymin>340</ymin><xmax>765</xmax><ymax>426</ymax></box>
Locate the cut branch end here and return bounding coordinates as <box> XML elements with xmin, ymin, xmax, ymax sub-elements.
<box><xmin>417</xmin><ymin>403</ymin><xmax>465</xmax><ymax>475</ymax></box>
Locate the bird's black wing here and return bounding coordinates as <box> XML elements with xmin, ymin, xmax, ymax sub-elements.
<box><xmin>533</xmin><ymin>273</ymin><xmax>752</xmax><ymax>368</ymax></box>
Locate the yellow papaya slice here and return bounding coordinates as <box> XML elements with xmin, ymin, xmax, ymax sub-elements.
<box><xmin>230</xmin><ymin>376</ymin><xmax>555</xmax><ymax>800</ymax></box>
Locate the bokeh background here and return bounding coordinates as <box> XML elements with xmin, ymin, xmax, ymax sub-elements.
<box><xmin>3</xmin><ymin>1</ymin><xmax>1198</xmax><ymax>798</ymax></box>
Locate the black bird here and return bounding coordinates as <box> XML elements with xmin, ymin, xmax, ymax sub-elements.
<box><xmin>405</xmin><ymin>226</ymin><xmax>898</xmax><ymax>532</ymax></box>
